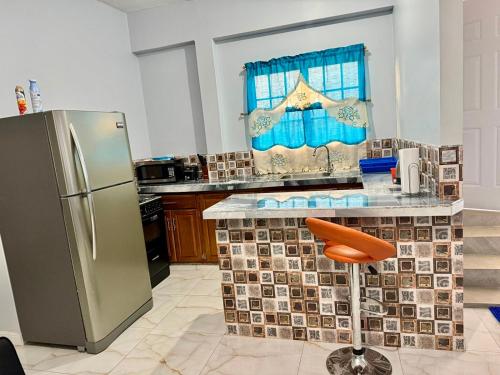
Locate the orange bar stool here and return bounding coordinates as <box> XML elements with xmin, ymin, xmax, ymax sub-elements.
<box><xmin>306</xmin><ymin>217</ymin><xmax>396</xmax><ymax>375</ymax></box>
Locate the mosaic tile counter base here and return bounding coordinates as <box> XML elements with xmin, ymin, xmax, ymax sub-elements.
<box><xmin>215</xmin><ymin>214</ymin><xmax>464</xmax><ymax>351</ymax></box>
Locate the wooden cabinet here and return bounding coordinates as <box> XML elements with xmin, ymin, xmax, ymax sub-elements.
<box><xmin>199</xmin><ymin>193</ymin><xmax>229</xmax><ymax>263</ymax></box>
<box><xmin>160</xmin><ymin>181</ymin><xmax>362</xmax><ymax>264</ymax></box>
<box><xmin>163</xmin><ymin>193</ymin><xmax>228</xmax><ymax>264</ymax></box>
<box><xmin>166</xmin><ymin>209</ymin><xmax>203</xmax><ymax>262</ymax></box>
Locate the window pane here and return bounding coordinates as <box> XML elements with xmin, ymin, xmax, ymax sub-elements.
<box><xmin>325</xmin><ymin>64</ymin><xmax>341</xmax><ymax>90</ymax></box>
<box><xmin>270</xmin><ymin>73</ymin><xmax>285</xmax><ymax>98</ymax></box>
<box><xmin>285</xmin><ymin>70</ymin><xmax>300</xmax><ymax>92</ymax></box>
<box><xmin>255</xmin><ymin>75</ymin><xmax>269</xmax><ymax>99</ymax></box>
<box><xmin>343</xmin><ymin>88</ymin><xmax>359</xmax><ymax>99</ymax></box>
<box><xmin>256</xmin><ymin>99</ymin><xmax>271</xmax><ymax>109</ymax></box>
<box><xmin>342</xmin><ymin>62</ymin><xmax>359</xmax><ymax>88</ymax></box>
<box><xmin>309</xmin><ymin>108</ymin><xmax>327</xmax><ymax>119</ymax></box>
<box><xmin>308</xmin><ymin>67</ymin><xmax>324</xmax><ymax>91</ymax></box>
<box><xmin>326</xmin><ymin>90</ymin><xmax>342</xmax><ymax>100</ymax></box>
<box><xmin>271</xmin><ymin>98</ymin><xmax>283</xmax><ymax>107</ymax></box>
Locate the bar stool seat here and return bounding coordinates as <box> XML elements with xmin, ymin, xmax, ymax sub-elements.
<box><xmin>306</xmin><ymin>217</ymin><xmax>397</xmax><ymax>375</ymax></box>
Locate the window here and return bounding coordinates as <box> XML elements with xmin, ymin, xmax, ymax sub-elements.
<box><xmin>245</xmin><ymin>44</ymin><xmax>366</xmax><ymax>152</ymax></box>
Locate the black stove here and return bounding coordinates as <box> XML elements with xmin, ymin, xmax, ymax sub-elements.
<box><xmin>139</xmin><ymin>195</ymin><xmax>162</xmax><ymax>218</ymax></box>
<box><xmin>138</xmin><ymin>194</ymin><xmax>170</xmax><ymax>287</ymax></box>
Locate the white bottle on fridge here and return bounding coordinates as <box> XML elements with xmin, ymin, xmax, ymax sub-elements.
<box><xmin>29</xmin><ymin>79</ymin><xmax>43</xmax><ymax>113</ymax></box>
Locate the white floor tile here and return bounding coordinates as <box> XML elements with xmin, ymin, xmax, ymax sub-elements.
<box><xmin>151</xmin><ymin>307</ymin><xmax>225</xmax><ymax>337</ymax></box>
<box><xmin>109</xmin><ymin>332</ymin><xmax>222</xmax><ymax>375</ymax></box>
<box><xmin>153</xmin><ymin>277</ymin><xmax>200</xmax><ymax>296</ymax></box>
<box><xmin>464</xmin><ymin>308</ymin><xmax>500</xmax><ymax>352</ymax></box>
<box><xmin>132</xmin><ymin>294</ymin><xmax>184</xmax><ymax>329</ymax></box>
<box><xmin>177</xmin><ymin>295</ymin><xmax>224</xmax><ymax>310</ymax></box>
<box><xmin>200</xmin><ymin>336</ymin><xmax>304</xmax><ymax>375</ymax></box>
<box><xmin>472</xmin><ymin>307</ymin><xmax>500</xmax><ymax>349</ymax></box>
<box><xmin>190</xmin><ymin>278</ymin><xmax>223</xmax><ymax>296</ymax></box>
<box><xmin>399</xmin><ymin>348</ymin><xmax>500</xmax><ymax>375</ymax></box>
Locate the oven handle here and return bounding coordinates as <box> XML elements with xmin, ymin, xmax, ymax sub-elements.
<box><xmin>145</xmin><ymin>214</ymin><xmax>159</xmax><ymax>223</ymax></box>
<box><xmin>69</xmin><ymin>123</ymin><xmax>97</xmax><ymax>261</ymax></box>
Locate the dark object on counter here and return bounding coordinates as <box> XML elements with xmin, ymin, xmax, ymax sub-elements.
<box><xmin>390</xmin><ymin>167</ymin><xmax>401</xmax><ymax>185</ymax></box>
<box><xmin>136</xmin><ymin>159</ymin><xmax>185</xmax><ymax>184</ymax></box>
<box><xmin>184</xmin><ymin>165</ymin><xmax>199</xmax><ymax>181</ymax></box>
<box><xmin>0</xmin><ymin>337</ymin><xmax>25</xmax><ymax>375</ymax></box>
<box><xmin>198</xmin><ymin>154</ymin><xmax>209</xmax><ymax>180</ymax></box>
<box><xmin>359</xmin><ymin>157</ymin><xmax>397</xmax><ymax>173</ymax></box>
<box><xmin>139</xmin><ymin>195</ymin><xmax>170</xmax><ymax>287</ymax></box>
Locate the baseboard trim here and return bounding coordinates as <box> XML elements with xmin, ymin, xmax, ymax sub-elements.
<box><xmin>0</xmin><ymin>331</ymin><xmax>23</xmax><ymax>346</ymax></box>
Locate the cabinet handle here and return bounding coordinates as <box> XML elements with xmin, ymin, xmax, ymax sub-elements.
<box><xmin>173</xmin><ymin>218</ymin><xmax>177</xmax><ymax>231</ymax></box>
<box><xmin>166</xmin><ymin>218</ymin><xmax>171</xmax><ymax>231</ymax></box>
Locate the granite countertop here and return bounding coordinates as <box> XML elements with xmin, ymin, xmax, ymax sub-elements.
<box><xmin>202</xmin><ymin>173</ymin><xmax>464</xmax><ymax>219</ymax></box>
<box><xmin>138</xmin><ymin>170</ymin><xmax>362</xmax><ymax>194</ymax></box>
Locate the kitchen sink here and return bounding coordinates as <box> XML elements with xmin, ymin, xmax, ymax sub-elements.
<box><xmin>280</xmin><ymin>172</ymin><xmax>332</xmax><ymax>180</ymax></box>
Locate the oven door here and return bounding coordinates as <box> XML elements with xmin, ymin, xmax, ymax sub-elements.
<box><xmin>142</xmin><ymin>210</ymin><xmax>168</xmax><ymax>261</ymax></box>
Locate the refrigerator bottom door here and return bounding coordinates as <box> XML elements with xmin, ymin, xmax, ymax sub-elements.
<box><xmin>61</xmin><ymin>181</ymin><xmax>152</xmax><ymax>346</ymax></box>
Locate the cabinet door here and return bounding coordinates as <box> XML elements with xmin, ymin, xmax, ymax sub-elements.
<box><xmin>164</xmin><ymin>211</ymin><xmax>177</xmax><ymax>262</ymax></box>
<box><xmin>199</xmin><ymin>193</ymin><xmax>229</xmax><ymax>263</ymax></box>
<box><xmin>171</xmin><ymin>209</ymin><xmax>203</xmax><ymax>263</ymax></box>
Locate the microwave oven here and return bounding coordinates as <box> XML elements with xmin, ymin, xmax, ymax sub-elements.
<box><xmin>135</xmin><ymin>160</ymin><xmax>184</xmax><ymax>184</ymax></box>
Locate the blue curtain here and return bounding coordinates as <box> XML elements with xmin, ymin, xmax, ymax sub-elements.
<box><xmin>245</xmin><ymin>44</ymin><xmax>367</xmax><ymax>151</ymax></box>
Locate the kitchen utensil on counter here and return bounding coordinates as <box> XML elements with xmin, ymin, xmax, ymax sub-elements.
<box><xmin>183</xmin><ymin>165</ymin><xmax>199</xmax><ymax>181</ymax></box>
<box><xmin>198</xmin><ymin>154</ymin><xmax>208</xmax><ymax>180</ymax></box>
<box><xmin>399</xmin><ymin>148</ymin><xmax>420</xmax><ymax>195</ymax></box>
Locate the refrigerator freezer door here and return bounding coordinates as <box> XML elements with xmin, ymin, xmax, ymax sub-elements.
<box><xmin>46</xmin><ymin>111</ymin><xmax>135</xmax><ymax>196</ymax></box>
<box><xmin>61</xmin><ymin>181</ymin><xmax>152</xmax><ymax>346</ymax></box>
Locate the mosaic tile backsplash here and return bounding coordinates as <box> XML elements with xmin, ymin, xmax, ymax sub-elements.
<box><xmin>216</xmin><ymin>214</ymin><xmax>464</xmax><ymax>351</ymax></box>
<box><xmin>206</xmin><ymin>151</ymin><xmax>256</xmax><ymax>182</ymax></box>
<box><xmin>366</xmin><ymin>139</ymin><xmax>463</xmax><ymax>200</ymax></box>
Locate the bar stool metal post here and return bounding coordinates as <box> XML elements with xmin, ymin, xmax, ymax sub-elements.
<box><xmin>306</xmin><ymin>218</ymin><xmax>396</xmax><ymax>375</ymax></box>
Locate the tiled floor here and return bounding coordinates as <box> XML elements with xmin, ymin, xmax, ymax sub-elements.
<box><xmin>16</xmin><ymin>265</ymin><xmax>500</xmax><ymax>375</ymax></box>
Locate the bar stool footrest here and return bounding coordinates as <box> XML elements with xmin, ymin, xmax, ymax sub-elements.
<box><xmin>360</xmin><ymin>296</ymin><xmax>389</xmax><ymax>317</ymax></box>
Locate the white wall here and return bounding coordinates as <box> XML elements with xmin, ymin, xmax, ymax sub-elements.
<box><xmin>138</xmin><ymin>43</ymin><xmax>207</xmax><ymax>156</ymax></box>
<box><xmin>393</xmin><ymin>0</ymin><xmax>441</xmax><ymax>144</ymax></box>
<box><xmin>128</xmin><ymin>0</ymin><xmax>397</xmax><ymax>152</ymax></box>
<box><xmin>0</xmin><ymin>0</ymin><xmax>151</xmax><ymax>159</ymax></box>
<box><xmin>439</xmin><ymin>0</ymin><xmax>463</xmax><ymax>145</ymax></box>
<box><xmin>214</xmin><ymin>14</ymin><xmax>396</xmax><ymax>151</ymax></box>
<box><xmin>394</xmin><ymin>0</ymin><xmax>463</xmax><ymax>145</ymax></box>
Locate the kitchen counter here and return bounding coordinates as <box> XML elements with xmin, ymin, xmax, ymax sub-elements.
<box><xmin>204</xmin><ymin>172</ymin><xmax>464</xmax><ymax>351</ymax></box>
<box><xmin>202</xmin><ymin>173</ymin><xmax>464</xmax><ymax>219</ymax></box>
<box><xmin>138</xmin><ymin>170</ymin><xmax>362</xmax><ymax>194</ymax></box>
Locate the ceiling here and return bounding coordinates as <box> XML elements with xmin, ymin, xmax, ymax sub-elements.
<box><xmin>98</xmin><ymin>0</ymin><xmax>180</xmax><ymax>12</ymax></box>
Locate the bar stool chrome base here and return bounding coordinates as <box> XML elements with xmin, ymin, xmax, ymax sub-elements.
<box><xmin>326</xmin><ymin>347</ymin><xmax>392</xmax><ymax>375</ymax></box>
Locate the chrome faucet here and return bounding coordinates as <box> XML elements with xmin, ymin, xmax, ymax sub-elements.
<box><xmin>313</xmin><ymin>145</ymin><xmax>333</xmax><ymax>175</ymax></box>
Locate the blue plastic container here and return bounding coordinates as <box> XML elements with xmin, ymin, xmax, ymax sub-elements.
<box><xmin>152</xmin><ymin>156</ymin><xmax>174</xmax><ymax>161</ymax></box>
<box><xmin>359</xmin><ymin>157</ymin><xmax>397</xmax><ymax>173</ymax></box>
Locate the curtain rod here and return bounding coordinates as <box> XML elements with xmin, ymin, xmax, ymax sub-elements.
<box><xmin>240</xmin><ymin>98</ymin><xmax>372</xmax><ymax>116</ymax></box>
<box><xmin>241</xmin><ymin>46</ymin><xmax>369</xmax><ymax>70</ymax></box>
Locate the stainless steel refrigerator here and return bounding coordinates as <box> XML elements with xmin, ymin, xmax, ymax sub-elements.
<box><xmin>0</xmin><ymin>110</ymin><xmax>152</xmax><ymax>353</ymax></box>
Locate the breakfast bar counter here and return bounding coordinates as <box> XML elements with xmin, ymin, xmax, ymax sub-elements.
<box><xmin>202</xmin><ymin>173</ymin><xmax>465</xmax><ymax>352</ymax></box>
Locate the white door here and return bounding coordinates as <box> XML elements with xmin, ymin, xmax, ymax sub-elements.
<box><xmin>463</xmin><ymin>0</ymin><xmax>500</xmax><ymax>209</ymax></box>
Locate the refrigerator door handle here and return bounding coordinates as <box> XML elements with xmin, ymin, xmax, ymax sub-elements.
<box><xmin>69</xmin><ymin>122</ymin><xmax>97</xmax><ymax>261</ymax></box>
